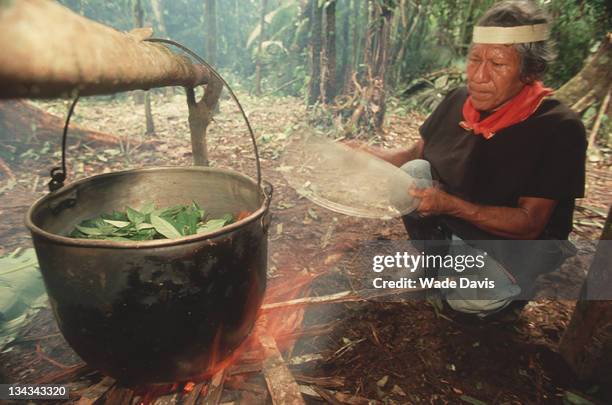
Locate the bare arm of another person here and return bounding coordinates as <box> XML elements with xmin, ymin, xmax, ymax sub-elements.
<box><xmin>412</xmin><ymin>187</ymin><xmax>557</xmax><ymax>240</ymax></box>
<box><xmin>345</xmin><ymin>139</ymin><xmax>424</xmax><ymax>167</ymax></box>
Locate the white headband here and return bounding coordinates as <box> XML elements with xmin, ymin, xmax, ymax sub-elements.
<box><xmin>472</xmin><ymin>24</ymin><xmax>550</xmax><ymax>44</ymax></box>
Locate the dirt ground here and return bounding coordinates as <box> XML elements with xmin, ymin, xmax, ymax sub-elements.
<box><xmin>0</xmin><ymin>90</ymin><xmax>611</xmax><ymax>404</ymax></box>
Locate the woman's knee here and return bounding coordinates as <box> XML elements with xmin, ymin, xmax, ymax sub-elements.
<box><xmin>400</xmin><ymin>159</ymin><xmax>432</xmax><ymax>188</ymax></box>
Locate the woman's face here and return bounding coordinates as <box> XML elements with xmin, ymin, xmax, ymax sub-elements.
<box><xmin>466</xmin><ymin>44</ymin><xmax>525</xmax><ymax>111</ymax></box>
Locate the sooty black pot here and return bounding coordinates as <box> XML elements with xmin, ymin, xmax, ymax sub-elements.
<box><xmin>25</xmin><ymin>167</ymin><xmax>271</xmax><ymax>384</ymax></box>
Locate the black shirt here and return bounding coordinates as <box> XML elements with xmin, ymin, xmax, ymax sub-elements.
<box><xmin>420</xmin><ymin>87</ymin><xmax>587</xmax><ymax>240</ymax></box>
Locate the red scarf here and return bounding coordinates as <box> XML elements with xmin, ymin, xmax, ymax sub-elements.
<box><xmin>460</xmin><ymin>81</ymin><xmax>553</xmax><ymax>139</ymax></box>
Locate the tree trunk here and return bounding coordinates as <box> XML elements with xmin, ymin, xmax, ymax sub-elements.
<box><xmin>144</xmin><ymin>91</ymin><xmax>155</xmax><ymax>135</ymax></box>
<box><xmin>559</xmin><ymin>206</ymin><xmax>612</xmax><ymax>384</ymax></box>
<box><xmin>0</xmin><ymin>0</ymin><xmax>218</xmax><ymax>99</ymax></box>
<box><xmin>321</xmin><ymin>0</ymin><xmax>337</xmax><ymax>104</ymax></box>
<box><xmin>132</xmin><ymin>0</ymin><xmax>146</xmax><ymax>105</ymax></box>
<box><xmin>233</xmin><ymin>0</ymin><xmax>242</xmax><ymax>73</ymax></box>
<box><xmin>150</xmin><ymin>0</ymin><xmax>168</xmax><ymax>38</ymax></box>
<box><xmin>255</xmin><ymin>0</ymin><xmax>268</xmax><ymax>96</ymax></box>
<box><xmin>458</xmin><ymin>0</ymin><xmax>475</xmax><ymax>56</ymax></box>
<box><xmin>387</xmin><ymin>0</ymin><xmax>404</xmax><ymax>87</ymax></box>
<box><xmin>339</xmin><ymin>0</ymin><xmax>350</xmax><ymax>94</ymax></box>
<box><xmin>348</xmin><ymin>0</ymin><xmax>360</xmax><ymax>88</ymax></box>
<box><xmin>556</xmin><ymin>34</ymin><xmax>612</xmax><ymax>113</ymax></box>
<box><xmin>307</xmin><ymin>0</ymin><xmax>323</xmax><ymax>105</ymax></box>
<box><xmin>362</xmin><ymin>0</ymin><xmax>374</xmax><ymax>72</ymax></box>
<box><xmin>283</xmin><ymin>2</ymin><xmax>311</xmax><ymax>97</ymax></box>
<box><xmin>187</xmin><ymin>80</ymin><xmax>223</xmax><ymax>166</ymax></box>
<box><xmin>342</xmin><ymin>0</ymin><xmax>360</xmax><ymax>94</ymax></box>
<box><xmin>0</xmin><ymin>100</ymin><xmax>124</xmax><ymax>148</ymax></box>
<box><xmin>0</xmin><ymin>0</ymin><xmax>223</xmax><ymax>169</ymax></box>
<box><xmin>340</xmin><ymin>0</ymin><xmax>394</xmax><ymax>134</ymax></box>
<box><xmin>369</xmin><ymin>0</ymin><xmax>393</xmax><ymax>130</ymax></box>
<box><xmin>205</xmin><ymin>0</ymin><xmax>217</xmax><ymax>66</ymax></box>
<box><xmin>392</xmin><ymin>0</ymin><xmax>423</xmax><ymax>86</ymax></box>
<box><xmin>133</xmin><ymin>0</ymin><xmax>144</xmax><ymax>32</ymax></box>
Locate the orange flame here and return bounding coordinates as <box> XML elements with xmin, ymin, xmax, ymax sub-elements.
<box><xmin>136</xmin><ymin>264</ymin><xmax>319</xmax><ymax>403</ymax></box>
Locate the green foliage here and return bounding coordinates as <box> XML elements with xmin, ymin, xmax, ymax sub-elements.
<box><xmin>545</xmin><ymin>0</ymin><xmax>609</xmax><ymax>88</ymax></box>
<box><xmin>246</xmin><ymin>2</ymin><xmax>298</xmax><ymax>48</ymax></box>
<box><xmin>54</xmin><ymin>0</ymin><xmax>610</xmax><ymax>101</ymax></box>
<box><xmin>70</xmin><ymin>202</ymin><xmax>236</xmax><ymax>241</ymax></box>
<box><xmin>0</xmin><ymin>249</ymin><xmax>47</xmax><ymax>350</ymax></box>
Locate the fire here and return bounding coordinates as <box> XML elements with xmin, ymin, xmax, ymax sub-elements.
<box><xmin>193</xmin><ymin>269</ymin><xmax>315</xmax><ymax>375</ymax></box>
<box><xmin>257</xmin><ymin>270</ymin><xmax>316</xmax><ymax>351</ymax></box>
<box><xmin>134</xmin><ymin>268</ymin><xmax>317</xmax><ymax>404</ymax></box>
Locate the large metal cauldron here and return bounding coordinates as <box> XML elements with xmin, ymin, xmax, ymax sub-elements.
<box><xmin>25</xmin><ymin>167</ymin><xmax>271</xmax><ymax>384</ymax></box>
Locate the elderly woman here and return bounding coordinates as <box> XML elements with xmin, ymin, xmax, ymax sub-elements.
<box><xmin>356</xmin><ymin>0</ymin><xmax>587</xmax><ymax>318</ymax></box>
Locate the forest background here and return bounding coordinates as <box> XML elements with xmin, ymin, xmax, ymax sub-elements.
<box><xmin>57</xmin><ymin>0</ymin><xmax>612</xmax><ymax>136</ymax></box>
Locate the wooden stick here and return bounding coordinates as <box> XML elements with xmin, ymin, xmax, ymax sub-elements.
<box><xmin>225</xmin><ymin>379</ymin><xmax>268</xmax><ymax>395</ymax></box>
<box><xmin>0</xmin><ymin>1</ymin><xmax>217</xmax><ymax>98</ymax></box>
<box><xmin>262</xmin><ymin>291</ymin><xmax>355</xmax><ymax>311</ymax></box>
<box><xmin>180</xmin><ymin>382</ymin><xmax>206</xmax><ymax>405</ymax></box>
<box><xmin>311</xmin><ymin>386</ymin><xmax>344</xmax><ymax>405</ymax></box>
<box><xmin>334</xmin><ymin>390</ymin><xmax>381</xmax><ymax>405</ymax></box>
<box><xmin>293</xmin><ymin>374</ymin><xmax>345</xmax><ymax>388</ymax></box>
<box><xmin>75</xmin><ymin>377</ymin><xmax>116</xmax><ymax>405</ymax></box>
<box><xmin>571</xmin><ymin>89</ymin><xmax>596</xmax><ymax>113</ymax></box>
<box><xmin>200</xmin><ymin>369</ymin><xmax>227</xmax><ymax>405</ymax></box>
<box><xmin>299</xmin><ymin>386</ymin><xmax>380</xmax><ymax>405</ymax></box>
<box><xmin>152</xmin><ymin>391</ymin><xmax>182</xmax><ymax>405</ymax></box>
<box><xmin>104</xmin><ymin>384</ymin><xmax>133</xmax><ymax>405</ymax></box>
<box><xmin>228</xmin><ymin>362</ymin><xmax>263</xmax><ymax>376</ymax></box>
<box><xmin>288</xmin><ymin>353</ymin><xmax>324</xmax><ymax>366</ymax></box>
<box><xmin>262</xmin><ymin>287</ymin><xmax>427</xmax><ymax>311</ymax></box>
<box><xmin>259</xmin><ymin>333</ymin><xmax>305</xmax><ymax>405</ymax></box>
<box><xmin>239</xmin><ymin>391</ymin><xmax>267</xmax><ymax>404</ymax></box>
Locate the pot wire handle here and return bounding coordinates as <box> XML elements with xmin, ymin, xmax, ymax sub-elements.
<box><xmin>51</xmin><ymin>39</ymin><xmax>262</xmax><ymax>192</ymax></box>
<box><xmin>49</xmin><ymin>94</ymin><xmax>80</xmax><ymax>192</ymax></box>
<box><xmin>144</xmin><ymin>38</ymin><xmax>262</xmax><ymax>188</ymax></box>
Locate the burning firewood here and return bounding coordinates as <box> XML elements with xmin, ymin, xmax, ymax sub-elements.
<box><xmin>75</xmin><ymin>377</ymin><xmax>115</xmax><ymax>405</ymax></box>
<box><xmin>259</xmin><ymin>332</ymin><xmax>305</xmax><ymax>405</ymax></box>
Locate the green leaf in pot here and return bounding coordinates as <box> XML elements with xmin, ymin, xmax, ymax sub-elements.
<box><xmin>73</xmin><ymin>225</ymin><xmax>105</xmax><ymax>236</ymax></box>
<box><xmin>151</xmin><ymin>215</ymin><xmax>183</xmax><ymax>239</ymax></box>
<box><xmin>140</xmin><ymin>202</ymin><xmax>155</xmax><ymax>215</ymax></box>
<box><xmin>103</xmin><ymin>219</ymin><xmax>131</xmax><ymax>228</ymax></box>
<box><xmin>126</xmin><ymin>207</ymin><xmax>146</xmax><ymax>225</ymax></box>
<box><xmin>70</xmin><ymin>202</ymin><xmax>236</xmax><ymax>241</ymax></box>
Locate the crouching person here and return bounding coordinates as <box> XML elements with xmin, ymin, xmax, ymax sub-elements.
<box><xmin>350</xmin><ymin>0</ymin><xmax>587</xmax><ymax>320</ymax></box>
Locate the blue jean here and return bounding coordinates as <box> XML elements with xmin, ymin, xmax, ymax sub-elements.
<box><xmin>400</xmin><ymin>159</ymin><xmax>432</xmax><ymax>189</ymax></box>
<box><xmin>399</xmin><ymin>159</ymin><xmax>521</xmax><ymax>317</ymax></box>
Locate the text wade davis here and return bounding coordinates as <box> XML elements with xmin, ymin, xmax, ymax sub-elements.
<box><xmin>371</xmin><ymin>251</ymin><xmax>496</xmax><ymax>289</ymax></box>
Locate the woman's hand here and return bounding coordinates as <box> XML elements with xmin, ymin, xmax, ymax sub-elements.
<box><xmin>344</xmin><ymin>139</ymin><xmax>425</xmax><ymax>168</ymax></box>
<box><xmin>410</xmin><ymin>187</ymin><xmax>455</xmax><ymax>216</ymax></box>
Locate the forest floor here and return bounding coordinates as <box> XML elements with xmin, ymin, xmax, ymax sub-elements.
<box><xmin>0</xmin><ymin>90</ymin><xmax>611</xmax><ymax>404</ymax></box>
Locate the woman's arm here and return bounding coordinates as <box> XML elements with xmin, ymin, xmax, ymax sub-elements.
<box><xmin>345</xmin><ymin>139</ymin><xmax>424</xmax><ymax>167</ymax></box>
<box><xmin>411</xmin><ymin>187</ymin><xmax>557</xmax><ymax>239</ymax></box>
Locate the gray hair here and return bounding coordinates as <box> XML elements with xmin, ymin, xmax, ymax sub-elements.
<box><xmin>476</xmin><ymin>0</ymin><xmax>556</xmax><ymax>82</ymax></box>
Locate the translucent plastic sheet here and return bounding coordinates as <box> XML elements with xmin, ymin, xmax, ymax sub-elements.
<box><xmin>280</xmin><ymin>133</ymin><xmax>419</xmax><ymax>219</ymax></box>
